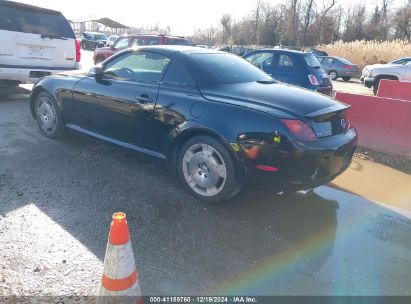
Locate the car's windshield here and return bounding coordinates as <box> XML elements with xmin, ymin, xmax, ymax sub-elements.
<box><xmin>304</xmin><ymin>53</ymin><xmax>321</xmax><ymax>68</ymax></box>
<box><xmin>390</xmin><ymin>58</ymin><xmax>411</xmax><ymax>65</ymax></box>
<box><xmin>94</xmin><ymin>34</ymin><xmax>107</xmax><ymax>40</ymax></box>
<box><xmin>190</xmin><ymin>53</ymin><xmax>273</xmax><ymax>85</ymax></box>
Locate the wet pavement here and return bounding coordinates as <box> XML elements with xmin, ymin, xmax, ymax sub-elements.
<box><xmin>0</xmin><ymin>86</ymin><xmax>410</xmax><ymax>297</ymax></box>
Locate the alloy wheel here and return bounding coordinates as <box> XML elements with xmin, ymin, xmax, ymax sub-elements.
<box><xmin>36</xmin><ymin>96</ymin><xmax>57</xmax><ymax>135</ymax></box>
<box><xmin>182</xmin><ymin>143</ymin><xmax>227</xmax><ymax>197</ymax></box>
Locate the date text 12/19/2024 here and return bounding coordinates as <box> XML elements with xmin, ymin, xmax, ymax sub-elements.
<box><xmin>149</xmin><ymin>296</ymin><xmax>258</xmax><ymax>303</ymax></box>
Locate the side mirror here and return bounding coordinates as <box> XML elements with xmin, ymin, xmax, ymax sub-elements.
<box><xmin>89</xmin><ymin>65</ymin><xmax>104</xmax><ymax>78</ymax></box>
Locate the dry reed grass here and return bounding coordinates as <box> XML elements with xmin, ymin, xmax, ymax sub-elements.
<box><xmin>316</xmin><ymin>40</ymin><xmax>411</xmax><ymax>70</ymax></box>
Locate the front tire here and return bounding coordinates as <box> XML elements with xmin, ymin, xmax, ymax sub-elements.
<box><xmin>342</xmin><ymin>76</ymin><xmax>351</xmax><ymax>82</ymax></box>
<box><xmin>177</xmin><ymin>136</ymin><xmax>241</xmax><ymax>204</ymax></box>
<box><xmin>328</xmin><ymin>70</ymin><xmax>338</xmax><ymax>80</ymax></box>
<box><xmin>34</xmin><ymin>92</ymin><xmax>65</xmax><ymax>139</ymax></box>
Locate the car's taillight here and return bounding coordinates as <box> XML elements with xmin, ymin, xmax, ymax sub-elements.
<box><xmin>281</xmin><ymin>119</ymin><xmax>317</xmax><ymax>142</ymax></box>
<box><xmin>308</xmin><ymin>75</ymin><xmax>319</xmax><ymax>86</ymax></box>
<box><xmin>75</xmin><ymin>39</ymin><xmax>81</xmax><ymax>63</ymax></box>
<box><xmin>341</xmin><ymin>112</ymin><xmax>351</xmax><ymax>132</ymax></box>
<box><xmin>344</xmin><ymin>65</ymin><xmax>353</xmax><ymax>69</ymax></box>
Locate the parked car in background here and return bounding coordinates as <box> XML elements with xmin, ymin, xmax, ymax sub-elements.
<box><xmin>106</xmin><ymin>35</ymin><xmax>119</xmax><ymax>47</ymax></box>
<box><xmin>361</xmin><ymin>60</ymin><xmax>411</xmax><ymax>95</ymax></box>
<box><xmin>0</xmin><ymin>0</ymin><xmax>80</xmax><ymax>86</ymax></box>
<box><xmin>76</xmin><ymin>33</ymin><xmax>83</xmax><ymax>43</ymax></box>
<box><xmin>81</xmin><ymin>32</ymin><xmax>107</xmax><ymax>50</ymax></box>
<box><xmin>243</xmin><ymin>49</ymin><xmax>333</xmax><ymax>96</ymax></box>
<box><xmin>93</xmin><ymin>34</ymin><xmax>191</xmax><ymax>64</ymax></box>
<box><xmin>318</xmin><ymin>56</ymin><xmax>360</xmax><ymax>81</ymax></box>
<box><xmin>30</xmin><ymin>46</ymin><xmax>356</xmax><ymax>203</ymax></box>
<box><xmin>309</xmin><ymin>48</ymin><xmax>328</xmax><ymax>57</ymax></box>
<box><xmin>390</xmin><ymin>57</ymin><xmax>411</xmax><ymax>65</ymax></box>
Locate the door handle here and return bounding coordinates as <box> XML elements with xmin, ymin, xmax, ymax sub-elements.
<box><xmin>136</xmin><ymin>94</ymin><xmax>152</xmax><ymax>104</ymax></box>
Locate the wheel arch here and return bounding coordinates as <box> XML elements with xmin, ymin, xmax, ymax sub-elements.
<box><xmin>374</xmin><ymin>74</ymin><xmax>399</xmax><ymax>83</ymax></box>
<box><xmin>30</xmin><ymin>86</ymin><xmax>55</xmax><ymax>118</ymax></box>
<box><xmin>168</xmin><ymin>127</ymin><xmax>236</xmax><ymax>172</ymax></box>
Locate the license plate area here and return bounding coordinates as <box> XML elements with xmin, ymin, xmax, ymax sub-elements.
<box><xmin>313</xmin><ymin>122</ymin><xmax>332</xmax><ymax>137</ymax></box>
<box><xmin>18</xmin><ymin>42</ymin><xmax>54</xmax><ymax>60</ymax></box>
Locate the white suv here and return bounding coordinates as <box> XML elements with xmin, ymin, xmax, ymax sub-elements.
<box><xmin>0</xmin><ymin>1</ymin><xmax>80</xmax><ymax>86</ymax></box>
<box><xmin>361</xmin><ymin>58</ymin><xmax>411</xmax><ymax>95</ymax></box>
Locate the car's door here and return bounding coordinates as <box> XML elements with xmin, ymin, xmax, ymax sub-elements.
<box><xmin>321</xmin><ymin>57</ymin><xmax>334</xmax><ymax>73</ymax></box>
<box><xmin>68</xmin><ymin>51</ymin><xmax>171</xmax><ymax>147</ymax></box>
<box><xmin>272</xmin><ymin>52</ymin><xmax>307</xmax><ymax>87</ymax></box>
<box><xmin>244</xmin><ymin>51</ymin><xmax>275</xmax><ymax>75</ymax></box>
<box><xmin>144</xmin><ymin>60</ymin><xmax>204</xmax><ymax>154</ymax></box>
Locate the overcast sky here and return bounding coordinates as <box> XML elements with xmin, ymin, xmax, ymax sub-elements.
<box><xmin>16</xmin><ymin>0</ymin><xmax>404</xmax><ymax>36</ymax></box>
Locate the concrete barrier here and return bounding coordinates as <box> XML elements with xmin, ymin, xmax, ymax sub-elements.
<box><xmin>335</xmin><ymin>92</ymin><xmax>411</xmax><ymax>157</ymax></box>
<box><xmin>377</xmin><ymin>79</ymin><xmax>411</xmax><ymax>101</ymax></box>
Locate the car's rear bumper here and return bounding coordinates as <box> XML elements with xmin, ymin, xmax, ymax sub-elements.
<box><xmin>338</xmin><ymin>70</ymin><xmax>360</xmax><ymax>77</ymax></box>
<box><xmin>236</xmin><ymin>128</ymin><xmax>357</xmax><ymax>190</ymax></box>
<box><xmin>316</xmin><ymin>86</ymin><xmax>333</xmax><ymax>96</ymax></box>
<box><xmin>0</xmin><ymin>65</ymin><xmax>80</xmax><ymax>83</ymax></box>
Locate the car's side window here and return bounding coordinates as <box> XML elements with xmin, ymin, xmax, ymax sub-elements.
<box><xmin>162</xmin><ymin>62</ymin><xmax>195</xmax><ymax>87</ymax></box>
<box><xmin>132</xmin><ymin>38</ymin><xmax>145</xmax><ymax>47</ymax></box>
<box><xmin>246</xmin><ymin>52</ymin><xmax>273</xmax><ymax>67</ymax></box>
<box><xmin>275</xmin><ymin>53</ymin><xmax>304</xmax><ymax>71</ymax></box>
<box><xmin>325</xmin><ymin>58</ymin><xmax>334</xmax><ymax>64</ymax></box>
<box><xmin>278</xmin><ymin>54</ymin><xmax>294</xmax><ymax>67</ymax></box>
<box><xmin>147</xmin><ymin>38</ymin><xmax>160</xmax><ymax>45</ymax></box>
<box><xmin>104</xmin><ymin>52</ymin><xmax>170</xmax><ymax>83</ymax></box>
<box><xmin>114</xmin><ymin>38</ymin><xmax>129</xmax><ymax>50</ymax></box>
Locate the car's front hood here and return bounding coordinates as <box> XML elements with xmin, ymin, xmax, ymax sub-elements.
<box><xmin>365</xmin><ymin>63</ymin><xmax>402</xmax><ymax>70</ymax></box>
<box><xmin>370</xmin><ymin>65</ymin><xmax>404</xmax><ymax>73</ymax></box>
<box><xmin>200</xmin><ymin>82</ymin><xmax>348</xmax><ymax>118</ymax></box>
<box><xmin>96</xmin><ymin>47</ymin><xmax>111</xmax><ymax>51</ymax></box>
<box><xmin>56</xmin><ymin>69</ymin><xmax>88</xmax><ymax>78</ymax></box>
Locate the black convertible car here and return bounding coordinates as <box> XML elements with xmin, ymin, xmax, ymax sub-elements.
<box><xmin>30</xmin><ymin>46</ymin><xmax>357</xmax><ymax>203</ymax></box>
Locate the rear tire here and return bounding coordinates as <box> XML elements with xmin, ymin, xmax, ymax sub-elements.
<box><xmin>34</xmin><ymin>92</ymin><xmax>65</xmax><ymax>139</ymax></box>
<box><xmin>177</xmin><ymin>136</ymin><xmax>241</xmax><ymax>204</ymax></box>
<box><xmin>342</xmin><ymin>77</ymin><xmax>351</xmax><ymax>82</ymax></box>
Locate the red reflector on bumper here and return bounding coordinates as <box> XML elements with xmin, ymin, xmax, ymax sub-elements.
<box><xmin>256</xmin><ymin>165</ymin><xmax>279</xmax><ymax>172</ymax></box>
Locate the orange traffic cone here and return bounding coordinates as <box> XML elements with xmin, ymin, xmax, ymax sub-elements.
<box><xmin>97</xmin><ymin>212</ymin><xmax>143</xmax><ymax>304</ymax></box>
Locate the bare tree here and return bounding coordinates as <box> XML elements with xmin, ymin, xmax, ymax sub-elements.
<box><xmin>302</xmin><ymin>0</ymin><xmax>316</xmax><ymax>48</ymax></box>
<box><xmin>220</xmin><ymin>14</ymin><xmax>232</xmax><ymax>44</ymax></box>
<box><xmin>393</xmin><ymin>2</ymin><xmax>411</xmax><ymax>40</ymax></box>
<box><xmin>254</xmin><ymin>0</ymin><xmax>263</xmax><ymax>45</ymax></box>
<box><xmin>318</xmin><ymin>0</ymin><xmax>337</xmax><ymax>43</ymax></box>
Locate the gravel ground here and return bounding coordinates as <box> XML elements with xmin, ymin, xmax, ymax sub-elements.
<box><xmin>355</xmin><ymin>148</ymin><xmax>411</xmax><ymax>175</ymax></box>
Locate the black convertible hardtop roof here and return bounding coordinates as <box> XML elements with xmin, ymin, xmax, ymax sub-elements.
<box><xmin>133</xmin><ymin>45</ymin><xmax>223</xmax><ymax>57</ymax></box>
